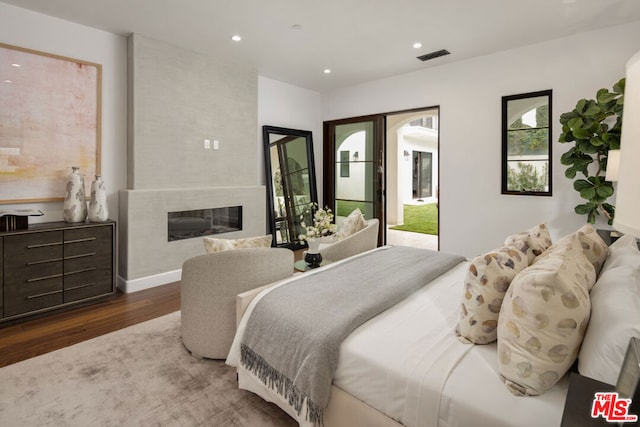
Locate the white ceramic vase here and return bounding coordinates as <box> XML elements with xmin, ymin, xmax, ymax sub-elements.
<box><xmin>304</xmin><ymin>238</ymin><xmax>322</xmax><ymax>268</ymax></box>
<box><xmin>306</xmin><ymin>238</ymin><xmax>321</xmax><ymax>254</ymax></box>
<box><xmin>88</xmin><ymin>175</ymin><xmax>109</xmax><ymax>222</ymax></box>
<box><xmin>63</xmin><ymin>166</ymin><xmax>87</xmax><ymax>223</ymax></box>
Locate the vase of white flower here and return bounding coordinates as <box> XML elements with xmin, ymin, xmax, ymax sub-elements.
<box><xmin>299</xmin><ymin>204</ymin><xmax>337</xmax><ymax>268</ymax></box>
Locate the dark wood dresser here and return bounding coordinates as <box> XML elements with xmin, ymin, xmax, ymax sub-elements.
<box><xmin>0</xmin><ymin>220</ymin><xmax>116</xmax><ymax>323</ymax></box>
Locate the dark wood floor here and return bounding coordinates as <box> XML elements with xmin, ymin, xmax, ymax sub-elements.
<box><xmin>0</xmin><ymin>281</ymin><xmax>181</xmax><ymax>368</ymax></box>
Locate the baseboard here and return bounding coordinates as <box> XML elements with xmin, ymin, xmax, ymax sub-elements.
<box><xmin>117</xmin><ymin>269</ymin><xmax>182</xmax><ymax>293</ymax></box>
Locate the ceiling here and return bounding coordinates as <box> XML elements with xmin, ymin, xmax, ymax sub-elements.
<box><xmin>3</xmin><ymin>0</ymin><xmax>640</xmax><ymax>92</ymax></box>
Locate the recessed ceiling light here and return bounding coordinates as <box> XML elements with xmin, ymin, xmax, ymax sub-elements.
<box><xmin>413</xmin><ymin>42</ymin><xmax>422</xmax><ymax>49</ymax></box>
<box><xmin>3</xmin><ymin>80</ymin><xmax>12</xmax><ymax>83</ymax></box>
<box><xmin>11</xmin><ymin>63</ymin><xmax>20</xmax><ymax>67</ymax></box>
<box><xmin>323</xmin><ymin>69</ymin><xmax>332</xmax><ymax>74</ymax></box>
<box><xmin>231</xmin><ymin>35</ymin><xmax>242</xmax><ymax>42</ymax></box>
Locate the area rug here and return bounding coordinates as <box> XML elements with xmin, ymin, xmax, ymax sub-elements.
<box><xmin>0</xmin><ymin>311</ymin><xmax>296</xmax><ymax>426</ymax></box>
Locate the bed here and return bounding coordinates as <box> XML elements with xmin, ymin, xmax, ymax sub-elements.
<box><xmin>226</xmin><ymin>226</ymin><xmax>640</xmax><ymax>427</ymax></box>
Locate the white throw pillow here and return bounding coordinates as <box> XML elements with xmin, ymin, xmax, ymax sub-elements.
<box><xmin>497</xmin><ymin>235</ymin><xmax>595</xmax><ymax>396</ymax></box>
<box><xmin>203</xmin><ymin>234</ymin><xmax>272</xmax><ymax>253</ymax></box>
<box><xmin>337</xmin><ymin>208</ymin><xmax>366</xmax><ymax>238</ymax></box>
<box><xmin>578</xmin><ymin>235</ymin><xmax>640</xmax><ymax>385</ymax></box>
<box><xmin>456</xmin><ymin>245</ymin><xmax>529</xmax><ymax>344</ymax></box>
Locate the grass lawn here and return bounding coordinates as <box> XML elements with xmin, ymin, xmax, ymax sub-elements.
<box><xmin>390</xmin><ymin>203</ymin><xmax>438</xmax><ymax>235</ymax></box>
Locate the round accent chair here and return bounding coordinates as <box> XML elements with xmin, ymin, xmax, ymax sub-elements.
<box><xmin>180</xmin><ymin>247</ymin><xmax>293</xmax><ymax>359</ymax></box>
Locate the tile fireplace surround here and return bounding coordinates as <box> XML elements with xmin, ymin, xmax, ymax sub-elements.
<box><xmin>118</xmin><ymin>186</ymin><xmax>265</xmax><ymax>292</ymax></box>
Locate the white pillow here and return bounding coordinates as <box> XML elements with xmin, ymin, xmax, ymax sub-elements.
<box><xmin>203</xmin><ymin>234</ymin><xmax>272</xmax><ymax>253</ymax></box>
<box><xmin>337</xmin><ymin>208</ymin><xmax>366</xmax><ymax>238</ymax></box>
<box><xmin>498</xmin><ymin>235</ymin><xmax>595</xmax><ymax>395</ymax></box>
<box><xmin>578</xmin><ymin>235</ymin><xmax>640</xmax><ymax>385</ymax></box>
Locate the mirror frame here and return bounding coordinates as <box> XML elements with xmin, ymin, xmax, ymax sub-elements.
<box><xmin>263</xmin><ymin>125</ymin><xmax>318</xmax><ymax>249</ymax></box>
<box><xmin>501</xmin><ymin>89</ymin><xmax>553</xmax><ymax>196</ymax></box>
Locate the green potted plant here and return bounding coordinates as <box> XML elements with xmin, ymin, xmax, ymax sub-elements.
<box><xmin>558</xmin><ymin>78</ymin><xmax>625</xmax><ymax>224</ymax></box>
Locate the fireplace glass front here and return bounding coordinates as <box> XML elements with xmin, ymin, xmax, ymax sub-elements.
<box><xmin>168</xmin><ymin>206</ymin><xmax>242</xmax><ymax>241</ymax></box>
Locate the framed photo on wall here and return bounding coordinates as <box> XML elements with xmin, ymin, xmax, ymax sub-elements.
<box><xmin>0</xmin><ymin>42</ymin><xmax>101</xmax><ymax>203</ymax></box>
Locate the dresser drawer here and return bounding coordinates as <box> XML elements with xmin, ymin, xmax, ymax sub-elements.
<box><xmin>64</xmin><ymin>226</ymin><xmax>111</xmax><ymax>257</ymax></box>
<box><xmin>4</xmin><ymin>276</ymin><xmax>63</xmax><ymax>316</ymax></box>
<box><xmin>5</xmin><ymin>231</ymin><xmax>64</xmax><ymax>266</ymax></box>
<box><xmin>64</xmin><ymin>257</ymin><xmax>112</xmax><ymax>302</ymax></box>
<box><xmin>62</xmin><ymin>225</ymin><xmax>113</xmax><ymax>302</ymax></box>
<box><xmin>4</xmin><ymin>231</ymin><xmax>64</xmax><ymax>316</ymax></box>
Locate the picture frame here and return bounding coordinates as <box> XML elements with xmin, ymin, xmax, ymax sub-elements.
<box><xmin>0</xmin><ymin>42</ymin><xmax>101</xmax><ymax>203</ymax></box>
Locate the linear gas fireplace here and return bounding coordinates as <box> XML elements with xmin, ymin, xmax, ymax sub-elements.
<box><xmin>168</xmin><ymin>206</ymin><xmax>242</xmax><ymax>242</ymax></box>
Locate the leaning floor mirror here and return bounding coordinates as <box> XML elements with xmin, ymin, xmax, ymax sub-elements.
<box><xmin>263</xmin><ymin>126</ymin><xmax>318</xmax><ymax>249</ymax></box>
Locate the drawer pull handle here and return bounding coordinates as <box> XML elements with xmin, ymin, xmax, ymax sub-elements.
<box><xmin>26</xmin><ymin>289</ymin><xmax>63</xmax><ymax>299</ymax></box>
<box><xmin>27</xmin><ymin>241</ymin><xmax>63</xmax><ymax>249</ymax></box>
<box><xmin>64</xmin><ymin>267</ymin><xmax>97</xmax><ymax>276</ymax></box>
<box><xmin>64</xmin><ymin>252</ymin><xmax>96</xmax><ymax>260</ymax></box>
<box><xmin>66</xmin><ymin>282</ymin><xmax>96</xmax><ymax>291</ymax></box>
<box><xmin>64</xmin><ymin>237</ymin><xmax>97</xmax><ymax>244</ymax></box>
<box><xmin>27</xmin><ymin>257</ymin><xmax>63</xmax><ymax>266</ymax></box>
<box><xmin>27</xmin><ymin>273</ymin><xmax>63</xmax><ymax>282</ymax></box>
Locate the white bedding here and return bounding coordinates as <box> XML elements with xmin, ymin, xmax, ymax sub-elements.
<box><xmin>227</xmin><ymin>249</ymin><xmax>569</xmax><ymax>427</ymax></box>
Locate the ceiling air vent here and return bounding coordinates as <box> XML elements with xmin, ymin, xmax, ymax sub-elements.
<box><xmin>417</xmin><ymin>49</ymin><xmax>450</xmax><ymax>62</ymax></box>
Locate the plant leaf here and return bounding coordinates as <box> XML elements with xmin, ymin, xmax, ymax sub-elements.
<box><xmin>596</xmin><ymin>184</ymin><xmax>614</xmax><ymax>198</ymax></box>
<box><xmin>575</xmin><ymin>203</ymin><xmax>593</xmax><ymax>215</ymax></box>
<box><xmin>568</xmin><ymin>117</ymin><xmax>584</xmax><ymax>131</ymax></box>
<box><xmin>579</xmin><ymin>186</ymin><xmax>596</xmax><ymax>200</ymax></box>
<box><xmin>573</xmin><ymin>179</ymin><xmax>592</xmax><ymax>191</ymax></box>
<box><xmin>597</xmin><ymin>89</ymin><xmax>618</xmax><ymax>105</ymax></box>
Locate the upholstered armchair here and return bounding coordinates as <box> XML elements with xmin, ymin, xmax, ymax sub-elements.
<box><xmin>180</xmin><ymin>247</ymin><xmax>294</xmax><ymax>359</ymax></box>
<box><xmin>319</xmin><ymin>218</ymin><xmax>380</xmax><ymax>262</ymax></box>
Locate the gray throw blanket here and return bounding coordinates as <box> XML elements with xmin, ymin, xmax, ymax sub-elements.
<box><xmin>240</xmin><ymin>246</ymin><xmax>465</xmax><ymax>425</ymax></box>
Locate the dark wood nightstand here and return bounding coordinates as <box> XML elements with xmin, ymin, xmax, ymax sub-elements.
<box><xmin>561</xmin><ymin>372</ymin><xmax>615</xmax><ymax>427</ymax></box>
<box><xmin>597</xmin><ymin>229</ymin><xmax>622</xmax><ymax>246</ymax></box>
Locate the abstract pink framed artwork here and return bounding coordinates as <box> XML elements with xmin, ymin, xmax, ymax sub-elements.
<box><xmin>0</xmin><ymin>42</ymin><xmax>101</xmax><ymax>203</ymax></box>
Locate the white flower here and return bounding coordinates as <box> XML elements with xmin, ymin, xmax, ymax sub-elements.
<box><xmin>298</xmin><ymin>203</ymin><xmax>337</xmax><ymax>242</ymax></box>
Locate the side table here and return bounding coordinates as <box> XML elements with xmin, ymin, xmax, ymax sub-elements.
<box><xmin>597</xmin><ymin>229</ymin><xmax>621</xmax><ymax>246</ymax></box>
<box><xmin>294</xmin><ymin>259</ymin><xmax>330</xmax><ymax>272</ymax></box>
<box><xmin>561</xmin><ymin>372</ymin><xmax>615</xmax><ymax>426</ymax></box>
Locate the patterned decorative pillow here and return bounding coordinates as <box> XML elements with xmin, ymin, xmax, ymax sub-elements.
<box><xmin>497</xmin><ymin>235</ymin><xmax>595</xmax><ymax>396</ymax></box>
<box><xmin>504</xmin><ymin>223</ymin><xmax>553</xmax><ymax>264</ymax></box>
<box><xmin>456</xmin><ymin>245</ymin><xmax>529</xmax><ymax>344</ymax></box>
<box><xmin>337</xmin><ymin>208</ymin><xmax>366</xmax><ymax>238</ymax></box>
<box><xmin>539</xmin><ymin>224</ymin><xmax>608</xmax><ymax>284</ymax></box>
<box><xmin>575</xmin><ymin>224</ymin><xmax>608</xmax><ymax>275</ymax></box>
<box><xmin>203</xmin><ymin>234</ymin><xmax>272</xmax><ymax>253</ymax></box>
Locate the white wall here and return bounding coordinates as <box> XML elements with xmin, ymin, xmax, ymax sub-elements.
<box><xmin>258</xmin><ymin>76</ymin><xmax>323</xmax><ymax>201</ymax></box>
<box><xmin>0</xmin><ymin>3</ymin><xmax>127</xmax><ymax>225</ymax></box>
<box><xmin>322</xmin><ymin>21</ymin><xmax>640</xmax><ymax>258</ymax></box>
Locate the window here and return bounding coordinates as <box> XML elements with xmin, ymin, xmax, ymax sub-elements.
<box><xmin>340</xmin><ymin>150</ymin><xmax>350</xmax><ymax>177</ymax></box>
<box><xmin>502</xmin><ymin>90</ymin><xmax>552</xmax><ymax>196</ymax></box>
